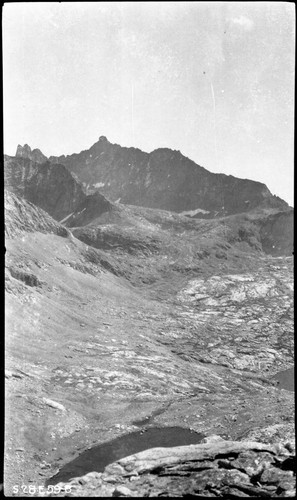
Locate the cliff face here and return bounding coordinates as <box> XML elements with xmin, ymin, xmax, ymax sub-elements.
<box><xmin>4</xmin><ymin>155</ymin><xmax>86</xmax><ymax>221</ymax></box>
<box><xmin>17</xmin><ymin>137</ymin><xmax>288</xmax><ymax>216</ymax></box>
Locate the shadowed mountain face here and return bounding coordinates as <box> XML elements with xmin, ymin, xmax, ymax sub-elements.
<box><xmin>5</xmin><ymin>155</ymin><xmax>86</xmax><ymax>221</ymax></box>
<box><xmin>260</xmin><ymin>210</ymin><xmax>294</xmax><ymax>256</ymax></box>
<box><xmin>16</xmin><ymin>137</ymin><xmax>288</xmax><ymax>216</ymax></box>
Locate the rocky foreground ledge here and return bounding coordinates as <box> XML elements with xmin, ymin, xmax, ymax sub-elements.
<box><xmin>45</xmin><ymin>436</ymin><xmax>295</xmax><ymax>497</ymax></box>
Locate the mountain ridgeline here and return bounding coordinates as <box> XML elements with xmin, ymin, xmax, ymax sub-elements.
<box><xmin>15</xmin><ymin>137</ymin><xmax>287</xmax><ymax>217</ymax></box>
<box><xmin>4</xmin><ymin>137</ymin><xmax>293</xmax><ymax>259</ymax></box>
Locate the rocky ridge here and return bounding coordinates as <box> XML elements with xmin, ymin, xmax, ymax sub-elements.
<box><xmin>4</xmin><ymin>190</ymin><xmax>69</xmax><ymax>239</ymax></box>
<box><xmin>16</xmin><ymin>137</ymin><xmax>288</xmax><ymax>216</ymax></box>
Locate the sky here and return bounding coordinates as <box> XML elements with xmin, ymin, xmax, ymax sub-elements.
<box><xmin>3</xmin><ymin>2</ymin><xmax>295</xmax><ymax>205</ymax></box>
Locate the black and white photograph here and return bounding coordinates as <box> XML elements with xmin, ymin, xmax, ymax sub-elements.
<box><xmin>3</xmin><ymin>1</ymin><xmax>294</xmax><ymax>497</ymax></box>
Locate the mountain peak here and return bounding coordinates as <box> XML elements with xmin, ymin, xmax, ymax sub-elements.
<box><xmin>16</xmin><ymin>144</ymin><xmax>47</xmax><ymax>163</ymax></box>
<box><xmin>16</xmin><ymin>144</ymin><xmax>31</xmax><ymax>157</ymax></box>
<box><xmin>98</xmin><ymin>135</ymin><xmax>108</xmax><ymax>143</ymax></box>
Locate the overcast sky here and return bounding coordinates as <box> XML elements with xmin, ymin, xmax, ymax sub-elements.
<box><xmin>3</xmin><ymin>2</ymin><xmax>295</xmax><ymax>205</ymax></box>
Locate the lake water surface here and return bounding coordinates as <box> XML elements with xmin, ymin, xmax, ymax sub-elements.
<box><xmin>272</xmin><ymin>367</ymin><xmax>294</xmax><ymax>391</ymax></box>
<box><xmin>48</xmin><ymin>426</ymin><xmax>205</xmax><ymax>486</ymax></box>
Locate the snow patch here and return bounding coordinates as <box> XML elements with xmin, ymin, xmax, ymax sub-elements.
<box><xmin>145</xmin><ymin>171</ymin><xmax>151</xmax><ymax>187</ymax></box>
<box><xmin>180</xmin><ymin>208</ymin><xmax>210</xmax><ymax>217</ymax></box>
<box><xmin>94</xmin><ymin>182</ymin><xmax>105</xmax><ymax>188</ymax></box>
<box><xmin>59</xmin><ymin>212</ymin><xmax>74</xmax><ymax>224</ymax></box>
<box><xmin>75</xmin><ymin>208</ymin><xmax>86</xmax><ymax>217</ymax></box>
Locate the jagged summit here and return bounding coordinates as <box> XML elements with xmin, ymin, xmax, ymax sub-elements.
<box><xmin>16</xmin><ymin>144</ymin><xmax>47</xmax><ymax>163</ymax></box>
<box><xmin>16</xmin><ymin>144</ymin><xmax>32</xmax><ymax>156</ymax></box>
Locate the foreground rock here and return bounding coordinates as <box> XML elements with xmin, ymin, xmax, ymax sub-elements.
<box><xmin>45</xmin><ymin>436</ymin><xmax>296</xmax><ymax>497</ymax></box>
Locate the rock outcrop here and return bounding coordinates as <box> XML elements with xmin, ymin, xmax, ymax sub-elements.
<box><xmin>45</xmin><ymin>436</ymin><xmax>296</xmax><ymax>497</ymax></box>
